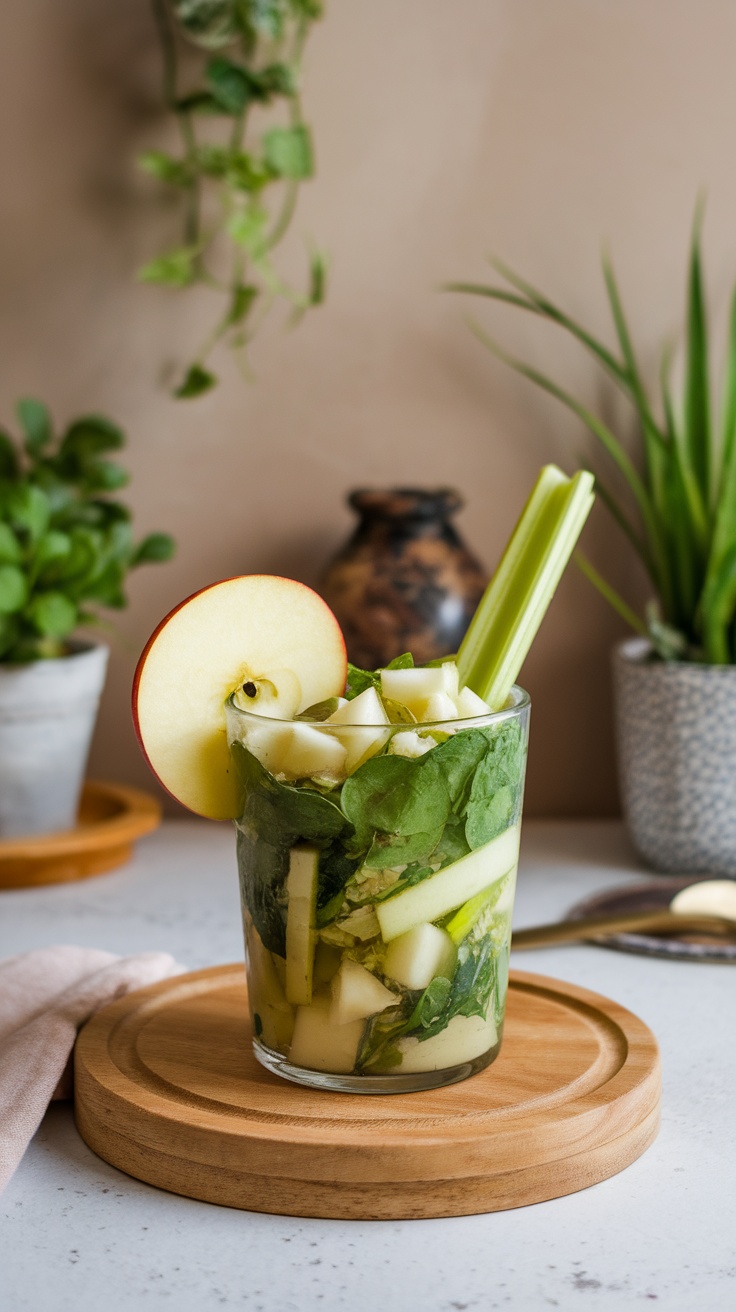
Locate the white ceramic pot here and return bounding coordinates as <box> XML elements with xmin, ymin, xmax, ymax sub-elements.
<box><xmin>0</xmin><ymin>641</ymin><xmax>109</xmax><ymax>839</ymax></box>
<box><xmin>612</xmin><ymin>636</ymin><xmax>736</xmax><ymax>875</ymax></box>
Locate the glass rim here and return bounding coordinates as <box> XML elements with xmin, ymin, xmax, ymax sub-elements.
<box><xmin>225</xmin><ymin>682</ymin><xmax>530</xmax><ymax>730</ymax></box>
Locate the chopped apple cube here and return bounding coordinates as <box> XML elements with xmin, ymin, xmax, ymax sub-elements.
<box><xmin>285</xmin><ymin>844</ymin><xmax>320</xmax><ymax>1005</ymax></box>
<box><xmin>418</xmin><ymin>690</ymin><xmax>460</xmax><ymax>723</ymax></box>
<box><xmin>455</xmin><ymin>685</ymin><xmax>491</xmax><ymax>718</ymax></box>
<box><xmin>245</xmin><ymin>720</ymin><xmax>347</xmax><ymax>781</ymax></box>
<box><xmin>330</xmin><ymin>959</ymin><xmax>398</xmax><ymax>1026</ymax></box>
<box><xmin>397</xmin><ymin>1010</ymin><xmax>498</xmax><ymax>1073</ymax></box>
<box><xmin>384</xmin><ymin>922</ymin><xmax>457</xmax><ymax>991</ymax></box>
<box><xmin>327</xmin><ymin>686</ymin><xmax>390</xmax><ymax>773</ymax></box>
<box><xmin>289</xmin><ymin>995</ymin><xmax>365</xmax><ymax>1073</ymax></box>
<box><xmin>380</xmin><ymin>663</ymin><xmax>459</xmax><ymax>715</ymax></box>
<box><xmin>388</xmin><ymin>730</ymin><xmax>433</xmax><ymax>759</ymax></box>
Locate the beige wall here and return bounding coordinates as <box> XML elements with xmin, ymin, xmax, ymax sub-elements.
<box><xmin>2</xmin><ymin>0</ymin><xmax>735</xmax><ymax>817</ymax></box>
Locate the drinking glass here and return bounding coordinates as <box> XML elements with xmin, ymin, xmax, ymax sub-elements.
<box><xmin>225</xmin><ymin>688</ymin><xmax>530</xmax><ymax>1093</ymax></box>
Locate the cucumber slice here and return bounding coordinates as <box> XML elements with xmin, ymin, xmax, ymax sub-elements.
<box><xmin>445</xmin><ymin>865</ymin><xmax>517</xmax><ymax>944</ymax></box>
<box><xmin>285</xmin><ymin>844</ymin><xmax>320</xmax><ymax>1005</ymax></box>
<box><xmin>375</xmin><ymin>825</ymin><xmax>520</xmax><ymax>942</ymax></box>
<box><xmin>245</xmin><ymin>925</ymin><xmax>294</xmax><ymax>1051</ymax></box>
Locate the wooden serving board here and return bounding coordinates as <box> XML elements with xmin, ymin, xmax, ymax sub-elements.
<box><xmin>74</xmin><ymin>965</ymin><xmax>660</xmax><ymax>1219</ymax></box>
<box><xmin>0</xmin><ymin>782</ymin><xmax>161</xmax><ymax>890</ymax></box>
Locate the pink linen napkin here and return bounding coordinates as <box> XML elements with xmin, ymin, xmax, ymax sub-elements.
<box><xmin>0</xmin><ymin>945</ymin><xmax>182</xmax><ymax>1192</ymax></box>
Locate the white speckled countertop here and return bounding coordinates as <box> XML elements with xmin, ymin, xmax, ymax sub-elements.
<box><xmin>1</xmin><ymin>820</ymin><xmax>733</xmax><ymax>1312</ymax></box>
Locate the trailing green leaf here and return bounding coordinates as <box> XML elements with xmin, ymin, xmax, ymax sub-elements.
<box><xmin>142</xmin><ymin>0</ymin><xmax>324</xmax><ymax>395</ymax></box>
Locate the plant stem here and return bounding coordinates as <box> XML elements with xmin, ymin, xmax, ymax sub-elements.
<box><xmin>575</xmin><ymin>552</ymin><xmax>646</xmax><ymax>634</ymax></box>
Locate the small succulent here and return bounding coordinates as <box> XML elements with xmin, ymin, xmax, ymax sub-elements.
<box><xmin>449</xmin><ymin>207</ymin><xmax>736</xmax><ymax>663</ymax></box>
<box><xmin>0</xmin><ymin>400</ymin><xmax>175</xmax><ymax>662</ymax></box>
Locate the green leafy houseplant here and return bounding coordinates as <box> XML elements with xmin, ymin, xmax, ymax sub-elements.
<box><xmin>0</xmin><ymin>400</ymin><xmax>175</xmax><ymax>663</ymax></box>
<box><xmin>448</xmin><ymin>211</ymin><xmax>736</xmax><ymax>665</ymax></box>
<box><xmin>141</xmin><ymin>0</ymin><xmax>326</xmax><ymax>398</ymax></box>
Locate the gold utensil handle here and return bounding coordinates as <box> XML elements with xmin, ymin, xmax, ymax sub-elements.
<box><xmin>512</xmin><ymin>910</ymin><xmax>736</xmax><ymax>949</ymax></box>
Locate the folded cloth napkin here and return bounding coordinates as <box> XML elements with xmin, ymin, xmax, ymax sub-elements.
<box><xmin>0</xmin><ymin>945</ymin><xmax>182</xmax><ymax>1192</ymax></box>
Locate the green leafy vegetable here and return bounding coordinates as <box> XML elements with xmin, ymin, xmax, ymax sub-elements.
<box><xmin>232</xmin><ymin>741</ymin><xmax>356</xmax><ymax>953</ymax></box>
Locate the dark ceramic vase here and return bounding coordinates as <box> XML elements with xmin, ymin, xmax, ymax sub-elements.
<box><xmin>320</xmin><ymin>488</ymin><xmax>488</xmax><ymax>669</ymax></box>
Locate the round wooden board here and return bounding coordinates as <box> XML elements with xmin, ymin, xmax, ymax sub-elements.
<box><xmin>0</xmin><ymin>781</ymin><xmax>161</xmax><ymax>890</ymax></box>
<box><xmin>74</xmin><ymin>965</ymin><xmax>660</xmax><ymax>1219</ymax></box>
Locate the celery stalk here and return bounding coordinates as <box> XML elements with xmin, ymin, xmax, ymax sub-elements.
<box><xmin>458</xmin><ymin>466</ymin><xmax>595</xmax><ymax>708</ymax></box>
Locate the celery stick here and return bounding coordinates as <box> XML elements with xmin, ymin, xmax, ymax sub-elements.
<box><xmin>458</xmin><ymin>466</ymin><xmax>594</xmax><ymax>708</ymax></box>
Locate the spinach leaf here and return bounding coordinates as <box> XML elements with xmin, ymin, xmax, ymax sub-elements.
<box><xmin>231</xmin><ymin>742</ymin><xmax>355</xmax><ymax>953</ymax></box>
<box><xmin>357</xmin><ymin>931</ymin><xmax>500</xmax><ymax>1070</ymax></box>
<box><xmin>429</xmin><ymin>728</ymin><xmax>490</xmax><ymax>809</ymax></box>
<box><xmin>464</xmin><ymin>720</ymin><xmax>524</xmax><ymax>848</ymax></box>
<box><xmin>341</xmin><ymin>752</ymin><xmax>451</xmax><ymax>854</ymax></box>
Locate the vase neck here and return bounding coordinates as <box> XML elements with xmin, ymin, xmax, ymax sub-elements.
<box><xmin>348</xmin><ymin>488</ymin><xmax>462</xmax><ymax>523</ymax></box>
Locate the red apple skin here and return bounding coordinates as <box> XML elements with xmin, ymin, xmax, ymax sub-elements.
<box><xmin>132</xmin><ymin>575</ymin><xmax>347</xmax><ymax>819</ymax></box>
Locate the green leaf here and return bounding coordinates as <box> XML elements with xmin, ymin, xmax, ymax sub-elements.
<box><xmin>196</xmin><ymin>144</ymin><xmax>231</xmax><ymax>177</ymax></box>
<box><xmin>263</xmin><ymin>126</ymin><xmax>314</xmax><ymax>179</ymax></box>
<box><xmin>226</xmin><ymin>153</ymin><xmax>273</xmax><ymax>193</ymax></box>
<box><xmin>469</xmin><ymin>324</ymin><xmax>673</xmax><ymax>619</ymax></box>
<box><xmin>138</xmin><ymin>247</ymin><xmax>199</xmax><ymax>288</ymax></box>
<box><xmin>132</xmin><ymin>532</ymin><xmax>176</xmax><ymax>565</ymax></box>
<box><xmin>206</xmin><ymin>56</ymin><xmax>251</xmax><ymax>113</ymax></box>
<box><xmin>574</xmin><ymin>552</ymin><xmax>646</xmax><ymax>635</ymax></box>
<box><xmin>341</xmin><ymin>754</ymin><xmax>451</xmax><ymax>860</ymax></box>
<box><xmin>252</xmin><ymin>62</ymin><xmax>297</xmax><ymax>99</ymax></box>
<box><xmin>175</xmin><ymin>91</ymin><xmax>224</xmax><ymax>115</ymax></box>
<box><xmin>464</xmin><ymin>721</ymin><xmax>523</xmax><ymax>847</ymax></box>
<box><xmin>309</xmin><ymin>249</ymin><xmax>327</xmax><ymax>305</ymax></box>
<box><xmin>0</xmin><ymin>431</ymin><xmax>19</xmax><ymax>478</ymax></box>
<box><xmin>0</xmin><ymin>565</ymin><xmax>28</xmax><ymax>613</ymax></box>
<box><xmin>33</xmin><ymin>531</ymin><xmax>72</xmax><ymax>572</ymax></box>
<box><xmin>4</xmin><ymin>484</ymin><xmax>50</xmax><ymax>541</ymax></box>
<box><xmin>138</xmin><ymin>151</ymin><xmax>193</xmax><ymax>188</ymax></box>
<box><xmin>174</xmin><ymin>364</ymin><xmax>217</xmax><ymax>399</ymax></box>
<box><xmin>231</xmin><ymin>741</ymin><xmax>352</xmax><ymax>955</ymax></box>
<box><xmin>0</xmin><ymin>524</ymin><xmax>22</xmax><ymax>564</ymax></box>
<box><xmin>16</xmin><ymin>399</ymin><xmax>52</xmax><ymax>457</ymax></box>
<box><xmin>84</xmin><ymin>460</ymin><xmax>130</xmax><ymax>492</ymax></box>
<box><xmin>172</xmin><ymin>0</ymin><xmax>238</xmax><ymax>47</ymax></box>
<box><xmin>226</xmin><ymin>283</ymin><xmax>258</xmax><ymax>327</ymax></box>
<box><xmin>27</xmin><ymin>591</ymin><xmax>77</xmax><ymax>638</ymax></box>
<box><xmin>60</xmin><ymin>415</ymin><xmax>125</xmax><ymax>459</ymax></box>
<box><xmin>228</xmin><ymin>206</ymin><xmax>267</xmax><ymax>253</ymax></box>
<box><xmin>684</xmin><ymin>203</ymin><xmax>711</xmax><ymax>501</ymax></box>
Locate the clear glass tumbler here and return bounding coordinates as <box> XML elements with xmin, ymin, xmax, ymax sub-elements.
<box><xmin>225</xmin><ymin>687</ymin><xmax>530</xmax><ymax>1093</ymax></box>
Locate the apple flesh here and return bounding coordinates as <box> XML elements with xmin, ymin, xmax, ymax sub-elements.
<box><xmin>132</xmin><ymin>575</ymin><xmax>347</xmax><ymax>819</ymax></box>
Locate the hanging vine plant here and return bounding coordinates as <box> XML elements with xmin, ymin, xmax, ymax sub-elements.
<box><xmin>140</xmin><ymin>0</ymin><xmax>326</xmax><ymax>398</ymax></box>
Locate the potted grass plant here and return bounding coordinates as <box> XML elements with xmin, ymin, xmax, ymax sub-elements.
<box><xmin>449</xmin><ymin>209</ymin><xmax>736</xmax><ymax>874</ymax></box>
<box><xmin>0</xmin><ymin>400</ymin><xmax>174</xmax><ymax>838</ymax></box>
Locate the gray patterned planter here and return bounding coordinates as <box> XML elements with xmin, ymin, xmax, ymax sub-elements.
<box><xmin>0</xmin><ymin>641</ymin><xmax>108</xmax><ymax>839</ymax></box>
<box><xmin>612</xmin><ymin>637</ymin><xmax>736</xmax><ymax>875</ymax></box>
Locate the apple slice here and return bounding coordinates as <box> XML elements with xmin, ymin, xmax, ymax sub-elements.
<box><xmin>133</xmin><ymin>575</ymin><xmax>347</xmax><ymax>819</ymax></box>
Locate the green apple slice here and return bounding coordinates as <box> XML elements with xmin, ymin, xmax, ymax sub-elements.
<box><xmin>285</xmin><ymin>844</ymin><xmax>320</xmax><ymax>1006</ymax></box>
<box><xmin>133</xmin><ymin>574</ymin><xmax>347</xmax><ymax>819</ymax></box>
